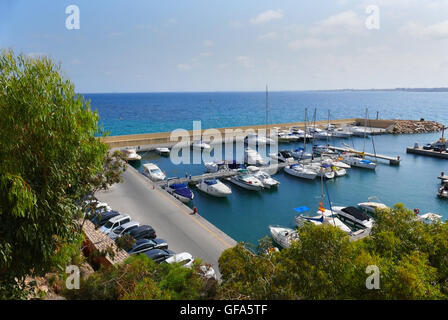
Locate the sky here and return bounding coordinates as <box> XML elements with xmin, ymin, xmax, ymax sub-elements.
<box><xmin>1</xmin><ymin>0</ymin><xmax>448</xmax><ymax>93</ymax></box>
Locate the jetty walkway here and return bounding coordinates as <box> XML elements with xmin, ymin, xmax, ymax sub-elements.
<box><xmin>95</xmin><ymin>165</ymin><xmax>237</xmax><ymax>279</ymax></box>
<box><xmin>328</xmin><ymin>146</ymin><xmax>401</xmax><ymax>165</ymax></box>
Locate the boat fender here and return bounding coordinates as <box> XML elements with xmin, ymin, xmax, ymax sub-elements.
<box><xmin>414</xmin><ymin>208</ymin><xmax>420</xmax><ymax>215</ymax></box>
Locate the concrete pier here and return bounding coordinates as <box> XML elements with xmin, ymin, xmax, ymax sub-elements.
<box><xmin>407</xmin><ymin>146</ymin><xmax>448</xmax><ymax>159</ymax></box>
<box><xmin>95</xmin><ymin>165</ymin><xmax>237</xmax><ymax>278</ymax></box>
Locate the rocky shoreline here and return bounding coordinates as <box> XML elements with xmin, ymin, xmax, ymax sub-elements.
<box><xmin>390</xmin><ymin>120</ymin><xmax>444</xmax><ymax>134</ymax></box>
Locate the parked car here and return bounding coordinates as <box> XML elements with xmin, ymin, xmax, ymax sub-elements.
<box><xmin>90</xmin><ymin>210</ymin><xmax>120</xmax><ymax>227</ymax></box>
<box><xmin>126</xmin><ymin>225</ymin><xmax>157</xmax><ymax>240</ymax></box>
<box><xmin>163</xmin><ymin>252</ymin><xmax>194</xmax><ymax>267</ymax></box>
<box><xmin>109</xmin><ymin>221</ymin><xmax>140</xmax><ymax>240</ymax></box>
<box><xmin>99</xmin><ymin>214</ymin><xmax>131</xmax><ymax>235</ymax></box>
<box><xmin>126</xmin><ymin>238</ymin><xmax>168</xmax><ymax>255</ymax></box>
<box><xmin>433</xmin><ymin>146</ymin><xmax>443</xmax><ymax>152</ymax></box>
<box><xmin>143</xmin><ymin>248</ymin><xmax>175</xmax><ymax>263</ymax></box>
<box><xmin>423</xmin><ymin>143</ymin><xmax>433</xmax><ymax>150</ymax></box>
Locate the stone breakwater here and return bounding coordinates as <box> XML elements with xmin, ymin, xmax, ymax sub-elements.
<box><xmin>390</xmin><ymin>120</ymin><xmax>444</xmax><ymax>134</ymax></box>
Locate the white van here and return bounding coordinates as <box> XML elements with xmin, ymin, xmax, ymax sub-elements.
<box><xmin>99</xmin><ymin>214</ymin><xmax>131</xmax><ymax>235</ymax></box>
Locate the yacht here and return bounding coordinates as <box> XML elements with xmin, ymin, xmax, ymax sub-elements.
<box><xmin>328</xmin><ymin>127</ymin><xmax>353</xmax><ymax>138</ymax></box>
<box><xmin>165</xmin><ymin>183</ymin><xmax>195</xmax><ymax>203</ymax></box>
<box><xmin>244</xmin><ymin>148</ymin><xmax>267</xmax><ymax>166</ymax></box>
<box><xmin>416</xmin><ymin>212</ymin><xmax>443</xmax><ymax>224</ymax></box>
<box><xmin>284</xmin><ymin>163</ymin><xmax>318</xmax><ymax>180</ymax></box>
<box><xmin>269</xmin><ymin>225</ymin><xmax>299</xmax><ymax>249</ymax></box>
<box><xmin>244</xmin><ymin>133</ymin><xmax>276</xmax><ymax>146</ymax></box>
<box><xmin>269</xmin><ymin>150</ymin><xmax>294</xmax><ymax>163</ymax></box>
<box><xmin>252</xmin><ymin>170</ymin><xmax>280</xmax><ymax>188</ymax></box>
<box><xmin>307</xmin><ymin>127</ymin><xmax>332</xmax><ymax>140</ymax></box>
<box><xmin>291</xmin><ymin>147</ymin><xmax>313</xmax><ymax>160</ymax></box>
<box><xmin>229</xmin><ymin>169</ymin><xmax>264</xmax><ymax>191</ymax></box>
<box><xmin>155</xmin><ymin>147</ymin><xmax>170</xmax><ymax>156</ymax></box>
<box><xmin>437</xmin><ymin>183</ymin><xmax>448</xmax><ymax>198</ymax></box>
<box><xmin>313</xmin><ymin>144</ymin><xmax>337</xmax><ymax>155</ymax></box>
<box><xmin>204</xmin><ymin>160</ymin><xmax>244</xmax><ymax>173</ymax></box>
<box><xmin>142</xmin><ymin>163</ymin><xmax>166</xmax><ymax>181</ymax></box>
<box><xmin>357</xmin><ymin>197</ymin><xmax>388</xmax><ymax>214</ymax></box>
<box><xmin>332</xmin><ymin>166</ymin><xmax>347</xmax><ymax>177</ymax></box>
<box><xmin>122</xmin><ymin>148</ymin><xmax>142</xmax><ymax>162</ymax></box>
<box><xmin>342</xmin><ymin>155</ymin><xmax>376</xmax><ymax>170</ymax></box>
<box><xmin>321</xmin><ymin>157</ymin><xmax>351</xmax><ymax>169</ymax></box>
<box><xmin>197</xmin><ymin>179</ymin><xmax>232</xmax><ymax>197</ymax></box>
<box><xmin>332</xmin><ymin>206</ymin><xmax>374</xmax><ymax>229</ymax></box>
<box><xmin>295</xmin><ymin>210</ymin><xmax>351</xmax><ymax>234</ymax></box>
<box><xmin>309</xmin><ymin>163</ymin><xmax>335</xmax><ymax>179</ymax></box>
<box><xmin>192</xmin><ymin>140</ymin><xmax>211</xmax><ymax>150</ymax></box>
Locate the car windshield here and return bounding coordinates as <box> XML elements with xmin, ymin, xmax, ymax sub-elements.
<box><xmin>151</xmin><ymin>169</ymin><xmax>161</xmax><ymax>174</ymax></box>
<box><xmin>113</xmin><ymin>226</ymin><xmax>124</xmax><ymax>234</ymax></box>
<box><xmin>104</xmin><ymin>221</ymin><xmax>114</xmax><ymax>229</ymax></box>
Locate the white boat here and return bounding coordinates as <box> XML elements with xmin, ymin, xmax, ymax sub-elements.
<box><xmin>122</xmin><ymin>148</ymin><xmax>142</xmax><ymax>161</ymax></box>
<box><xmin>244</xmin><ymin>133</ymin><xmax>276</xmax><ymax>146</ymax></box>
<box><xmin>342</xmin><ymin>155</ymin><xmax>376</xmax><ymax>170</ymax></box>
<box><xmin>309</xmin><ymin>163</ymin><xmax>335</xmax><ymax>179</ymax></box>
<box><xmin>269</xmin><ymin>150</ymin><xmax>294</xmax><ymax>163</ymax></box>
<box><xmin>229</xmin><ymin>169</ymin><xmax>264</xmax><ymax>191</ymax></box>
<box><xmin>307</xmin><ymin>127</ymin><xmax>332</xmax><ymax>140</ymax></box>
<box><xmin>284</xmin><ymin>164</ymin><xmax>317</xmax><ymax>180</ymax></box>
<box><xmin>197</xmin><ymin>179</ymin><xmax>232</xmax><ymax>197</ymax></box>
<box><xmin>291</xmin><ymin>147</ymin><xmax>313</xmax><ymax>160</ymax></box>
<box><xmin>253</xmin><ymin>170</ymin><xmax>280</xmax><ymax>188</ymax></box>
<box><xmin>192</xmin><ymin>140</ymin><xmax>211</xmax><ymax>150</ymax></box>
<box><xmin>327</xmin><ymin>127</ymin><xmax>353</xmax><ymax>138</ymax></box>
<box><xmin>295</xmin><ymin>210</ymin><xmax>351</xmax><ymax>234</ymax></box>
<box><xmin>142</xmin><ymin>163</ymin><xmax>166</xmax><ymax>181</ymax></box>
<box><xmin>204</xmin><ymin>160</ymin><xmax>243</xmax><ymax>173</ymax></box>
<box><xmin>269</xmin><ymin>225</ymin><xmax>299</xmax><ymax>249</ymax></box>
<box><xmin>321</xmin><ymin>157</ymin><xmax>351</xmax><ymax>169</ymax></box>
<box><xmin>244</xmin><ymin>148</ymin><xmax>267</xmax><ymax>166</ymax></box>
<box><xmin>155</xmin><ymin>147</ymin><xmax>170</xmax><ymax>156</ymax></box>
<box><xmin>332</xmin><ymin>167</ymin><xmax>347</xmax><ymax>177</ymax></box>
<box><xmin>437</xmin><ymin>183</ymin><xmax>448</xmax><ymax>198</ymax></box>
<box><xmin>165</xmin><ymin>183</ymin><xmax>195</xmax><ymax>203</ymax></box>
<box><xmin>313</xmin><ymin>144</ymin><xmax>337</xmax><ymax>155</ymax></box>
<box><xmin>416</xmin><ymin>212</ymin><xmax>443</xmax><ymax>224</ymax></box>
<box><xmin>332</xmin><ymin>206</ymin><xmax>374</xmax><ymax>229</ymax></box>
<box><xmin>357</xmin><ymin>197</ymin><xmax>388</xmax><ymax>214</ymax></box>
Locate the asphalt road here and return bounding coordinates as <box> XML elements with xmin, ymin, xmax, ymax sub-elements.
<box><xmin>96</xmin><ymin>165</ymin><xmax>237</xmax><ymax>277</ymax></box>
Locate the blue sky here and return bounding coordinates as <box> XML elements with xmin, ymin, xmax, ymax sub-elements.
<box><xmin>1</xmin><ymin>0</ymin><xmax>448</xmax><ymax>92</ymax></box>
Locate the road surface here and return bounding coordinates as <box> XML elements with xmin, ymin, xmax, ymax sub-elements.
<box><xmin>96</xmin><ymin>165</ymin><xmax>237</xmax><ymax>277</ymax></box>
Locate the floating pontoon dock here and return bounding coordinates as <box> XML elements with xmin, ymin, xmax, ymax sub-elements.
<box><xmin>328</xmin><ymin>146</ymin><xmax>401</xmax><ymax>165</ymax></box>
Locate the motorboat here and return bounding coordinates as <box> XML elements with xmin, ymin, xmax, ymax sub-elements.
<box><xmin>295</xmin><ymin>210</ymin><xmax>351</xmax><ymax>234</ymax></box>
<box><xmin>269</xmin><ymin>225</ymin><xmax>299</xmax><ymax>249</ymax></box>
<box><xmin>437</xmin><ymin>183</ymin><xmax>448</xmax><ymax>198</ymax></box>
<box><xmin>332</xmin><ymin>206</ymin><xmax>374</xmax><ymax>229</ymax></box>
<box><xmin>307</xmin><ymin>127</ymin><xmax>332</xmax><ymax>140</ymax></box>
<box><xmin>313</xmin><ymin>144</ymin><xmax>337</xmax><ymax>155</ymax></box>
<box><xmin>155</xmin><ymin>147</ymin><xmax>170</xmax><ymax>156</ymax></box>
<box><xmin>142</xmin><ymin>163</ymin><xmax>166</xmax><ymax>181</ymax></box>
<box><xmin>197</xmin><ymin>178</ymin><xmax>232</xmax><ymax>197</ymax></box>
<box><xmin>269</xmin><ymin>150</ymin><xmax>294</xmax><ymax>163</ymax></box>
<box><xmin>122</xmin><ymin>148</ymin><xmax>142</xmax><ymax>162</ymax></box>
<box><xmin>244</xmin><ymin>148</ymin><xmax>267</xmax><ymax>166</ymax></box>
<box><xmin>416</xmin><ymin>212</ymin><xmax>443</xmax><ymax>224</ymax></box>
<box><xmin>342</xmin><ymin>155</ymin><xmax>376</xmax><ymax>170</ymax></box>
<box><xmin>244</xmin><ymin>133</ymin><xmax>276</xmax><ymax>146</ymax></box>
<box><xmin>357</xmin><ymin>197</ymin><xmax>388</xmax><ymax>214</ymax></box>
<box><xmin>229</xmin><ymin>169</ymin><xmax>264</xmax><ymax>191</ymax></box>
<box><xmin>309</xmin><ymin>163</ymin><xmax>335</xmax><ymax>179</ymax></box>
<box><xmin>204</xmin><ymin>160</ymin><xmax>244</xmax><ymax>173</ymax></box>
<box><xmin>349</xmin><ymin>126</ymin><xmax>373</xmax><ymax>137</ymax></box>
<box><xmin>271</xmin><ymin>129</ymin><xmax>295</xmax><ymax>143</ymax></box>
<box><xmin>327</xmin><ymin>127</ymin><xmax>353</xmax><ymax>138</ymax></box>
<box><xmin>321</xmin><ymin>157</ymin><xmax>351</xmax><ymax>169</ymax></box>
<box><xmin>165</xmin><ymin>183</ymin><xmax>195</xmax><ymax>203</ymax></box>
<box><xmin>192</xmin><ymin>140</ymin><xmax>211</xmax><ymax>150</ymax></box>
<box><xmin>291</xmin><ymin>147</ymin><xmax>313</xmax><ymax>160</ymax></box>
<box><xmin>332</xmin><ymin>166</ymin><xmax>347</xmax><ymax>177</ymax></box>
<box><xmin>284</xmin><ymin>163</ymin><xmax>317</xmax><ymax>180</ymax></box>
<box><xmin>252</xmin><ymin>170</ymin><xmax>280</xmax><ymax>188</ymax></box>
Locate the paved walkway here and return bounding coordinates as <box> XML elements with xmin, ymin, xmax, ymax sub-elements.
<box><xmin>95</xmin><ymin>165</ymin><xmax>237</xmax><ymax>278</ymax></box>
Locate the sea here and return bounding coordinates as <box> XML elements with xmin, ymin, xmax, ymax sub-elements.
<box><xmin>86</xmin><ymin>91</ymin><xmax>448</xmax><ymax>245</ymax></box>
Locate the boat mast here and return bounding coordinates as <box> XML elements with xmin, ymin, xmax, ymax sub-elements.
<box><xmin>304</xmin><ymin>108</ymin><xmax>308</xmax><ymax>154</ymax></box>
<box><xmin>363</xmin><ymin>107</ymin><xmax>368</xmax><ymax>153</ymax></box>
<box><xmin>209</xmin><ymin>98</ymin><xmax>213</xmax><ymax>129</ymax></box>
<box><xmin>265</xmin><ymin>84</ymin><xmax>269</xmax><ymax>134</ymax></box>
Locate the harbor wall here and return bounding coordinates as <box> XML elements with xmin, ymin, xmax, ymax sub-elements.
<box><xmin>101</xmin><ymin>118</ymin><xmax>359</xmax><ymax>148</ymax></box>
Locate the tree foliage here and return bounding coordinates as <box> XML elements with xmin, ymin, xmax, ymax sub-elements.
<box><xmin>218</xmin><ymin>204</ymin><xmax>448</xmax><ymax>300</ymax></box>
<box><xmin>0</xmin><ymin>49</ymin><xmax>123</xmax><ymax>298</ymax></box>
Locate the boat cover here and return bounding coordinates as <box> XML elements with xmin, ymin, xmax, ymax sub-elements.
<box><xmin>170</xmin><ymin>183</ymin><xmax>188</xmax><ymax>189</ymax></box>
<box><xmin>204</xmin><ymin>179</ymin><xmax>217</xmax><ymax>185</ymax></box>
<box><xmin>173</xmin><ymin>187</ymin><xmax>193</xmax><ymax>199</ymax></box>
<box><xmin>341</xmin><ymin>206</ymin><xmax>370</xmax><ymax>221</ymax></box>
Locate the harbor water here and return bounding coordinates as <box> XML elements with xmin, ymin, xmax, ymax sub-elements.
<box><xmin>89</xmin><ymin>91</ymin><xmax>448</xmax><ymax>245</ymax></box>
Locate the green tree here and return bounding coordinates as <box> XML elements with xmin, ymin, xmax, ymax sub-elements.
<box><xmin>0</xmin><ymin>49</ymin><xmax>123</xmax><ymax>298</ymax></box>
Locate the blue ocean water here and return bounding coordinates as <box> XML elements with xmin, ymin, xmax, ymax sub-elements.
<box><xmin>87</xmin><ymin>91</ymin><xmax>448</xmax><ymax>245</ymax></box>
<box><xmin>86</xmin><ymin>91</ymin><xmax>448</xmax><ymax>136</ymax></box>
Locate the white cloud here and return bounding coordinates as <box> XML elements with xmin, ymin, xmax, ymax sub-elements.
<box><xmin>203</xmin><ymin>40</ymin><xmax>214</xmax><ymax>47</ymax></box>
<box><xmin>177</xmin><ymin>64</ymin><xmax>193</xmax><ymax>71</ymax></box>
<box><xmin>250</xmin><ymin>9</ymin><xmax>283</xmax><ymax>24</ymax></box>
<box><xmin>199</xmin><ymin>52</ymin><xmax>212</xmax><ymax>57</ymax></box>
<box><xmin>288</xmin><ymin>37</ymin><xmax>346</xmax><ymax>50</ymax></box>
<box><xmin>311</xmin><ymin>11</ymin><xmax>365</xmax><ymax>35</ymax></box>
<box><xmin>258</xmin><ymin>32</ymin><xmax>278</xmax><ymax>40</ymax></box>
<box><xmin>235</xmin><ymin>56</ymin><xmax>254</xmax><ymax>69</ymax></box>
<box><xmin>401</xmin><ymin>20</ymin><xmax>448</xmax><ymax>39</ymax></box>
